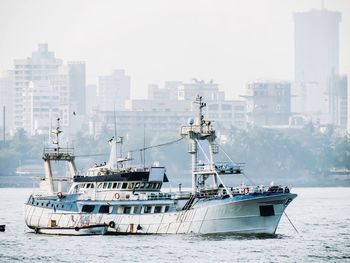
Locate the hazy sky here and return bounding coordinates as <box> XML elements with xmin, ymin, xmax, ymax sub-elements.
<box><xmin>0</xmin><ymin>0</ymin><xmax>349</xmax><ymax>99</ymax></box>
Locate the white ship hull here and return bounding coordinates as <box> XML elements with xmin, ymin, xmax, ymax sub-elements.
<box><xmin>25</xmin><ymin>193</ymin><xmax>295</xmax><ymax>235</ymax></box>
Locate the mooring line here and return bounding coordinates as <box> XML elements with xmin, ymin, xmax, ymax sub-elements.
<box><xmin>284</xmin><ymin>211</ymin><xmax>299</xmax><ymax>234</ymax></box>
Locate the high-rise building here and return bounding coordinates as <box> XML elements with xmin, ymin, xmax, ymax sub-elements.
<box><xmin>23</xmin><ymin>81</ymin><xmax>60</xmax><ymax>135</ymax></box>
<box><xmin>49</xmin><ymin>67</ymin><xmax>70</xmax><ymax>127</ymax></box>
<box><xmin>329</xmin><ymin>75</ymin><xmax>347</xmax><ymax>129</ymax></box>
<box><xmin>243</xmin><ymin>80</ymin><xmax>291</xmax><ymax>126</ymax></box>
<box><xmin>178</xmin><ymin>79</ymin><xmax>224</xmax><ymax>101</ymax></box>
<box><xmin>204</xmin><ymin>100</ymin><xmax>247</xmax><ymax>129</ymax></box>
<box><xmin>97</xmin><ymin>70</ymin><xmax>130</xmax><ymax>111</ymax></box>
<box><xmin>68</xmin><ymin>62</ymin><xmax>86</xmax><ymax>115</ymax></box>
<box><xmin>85</xmin><ymin>84</ymin><xmax>98</xmax><ymax>115</ymax></box>
<box><xmin>13</xmin><ymin>43</ymin><xmax>62</xmax><ymax>131</ymax></box>
<box><xmin>147</xmin><ymin>82</ymin><xmax>182</xmax><ymax>101</ymax></box>
<box><xmin>294</xmin><ymin>9</ymin><xmax>341</xmax><ymax>121</ymax></box>
<box><xmin>0</xmin><ymin>71</ymin><xmax>14</xmax><ymax>134</ymax></box>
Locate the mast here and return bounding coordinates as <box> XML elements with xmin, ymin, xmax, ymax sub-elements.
<box><xmin>43</xmin><ymin>118</ymin><xmax>77</xmax><ymax>194</ymax></box>
<box><xmin>180</xmin><ymin>95</ymin><xmax>217</xmax><ymax>194</ymax></box>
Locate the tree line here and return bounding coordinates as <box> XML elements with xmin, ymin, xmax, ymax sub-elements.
<box><xmin>0</xmin><ymin>125</ymin><xmax>349</xmax><ymax>186</ymax></box>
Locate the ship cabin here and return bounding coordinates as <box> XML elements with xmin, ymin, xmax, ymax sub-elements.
<box><xmin>68</xmin><ymin>165</ymin><xmax>169</xmax><ymax>202</ymax></box>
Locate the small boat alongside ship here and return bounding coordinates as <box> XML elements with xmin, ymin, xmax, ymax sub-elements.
<box><xmin>24</xmin><ymin>96</ymin><xmax>297</xmax><ymax>235</ymax></box>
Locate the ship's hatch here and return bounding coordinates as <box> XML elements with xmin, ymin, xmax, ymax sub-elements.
<box><xmin>259</xmin><ymin>205</ymin><xmax>275</xmax><ymax>216</ymax></box>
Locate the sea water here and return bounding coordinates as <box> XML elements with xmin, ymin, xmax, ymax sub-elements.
<box><xmin>0</xmin><ymin>187</ymin><xmax>349</xmax><ymax>263</ymax></box>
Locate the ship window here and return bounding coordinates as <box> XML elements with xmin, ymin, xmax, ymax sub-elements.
<box><xmin>99</xmin><ymin>205</ymin><xmax>110</xmax><ymax>214</ymax></box>
<box><xmin>82</xmin><ymin>205</ymin><xmax>95</xmax><ymax>213</ymax></box>
<box><xmin>61</xmin><ymin>205</ymin><xmax>64</xmax><ymax>208</ymax></box>
<box><xmin>86</xmin><ymin>183</ymin><xmax>91</xmax><ymax>188</ymax></box>
<box><xmin>154</xmin><ymin>206</ymin><xmax>162</xmax><ymax>213</ymax></box>
<box><xmin>46</xmin><ymin>203</ymin><xmax>49</xmax><ymax>206</ymax></box>
<box><xmin>259</xmin><ymin>205</ymin><xmax>275</xmax><ymax>216</ymax></box>
<box><xmin>145</xmin><ymin>183</ymin><xmax>150</xmax><ymax>189</ymax></box>
<box><xmin>97</xmin><ymin>183</ymin><xmax>103</xmax><ymax>189</ymax></box>
<box><xmin>140</xmin><ymin>182</ymin><xmax>145</xmax><ymax>189</ymax></box>
<box><xmin>158</xmin><ymin>183</ymin><xmax>162</xmax><ymax>189</ymax></box>
<box><xmin>117</xmin><ymin>183</ymin><xmax>121</xmax><ymax>189</ymax></box>
<box><xmin>122</xmin><ymin>183</ymin><xmax>128</xmax><ymax>189</ymax></box>
<box><xmin>152</xmin><ymin>184</ymin><xmax>156</xmax><ymax>189</ymax></box>
<box><xmin>133</xmin><ymin>206</ymin><xmax>141</xmax><ymax>214</ymax></box>
<box><xmin>36</xmin><ymin>202</ymin><xmax>39</xmax><ymax>205</ymax></box>
<box><xmin>165</xmin><ymin>206</ymin><xmax>169</xmax><ymax>212</ymax></box>
<box><xmin>91</xmin><ymin>184</ymin><xmax>94</xmax><ymax>188</ymax></box>
<box><xmin>103</xmin><ymin>183</ymin><xmax>107</xmax><ymax>188</ymax></box>
<box><xmin>135</xmin><ymin>182</ymin><xmax>140</xmax><ymax>189</ymax></box>
<box><xmin>41</xmin><ymin>203</ymin><xmax>44</xmax><ymax>206</ymax></box>
<box><xmin>123</xmin><ymin>206</ymin><xmax>131</xmax><ymax>214</ymax></box>
<box><xmin>51</xmin><ymin>204</ymin><xmax>54</xmax><ymax>207</ymax></box>
<box><xmin>143</xmin><ymin>206</ymin><xmax>152</xmax><ymax>214</ymax></box>
<box><xmin>128</xmin><ymin>183</ymin><xmax>134</xmax><ymax>190</ymax></box>
<box><xmin>108</xmin><ymin>183</ymin><xmax>112</xmax><ymax>189</ymax></box>
<box><xmin>112</xmin><ymin>183</ymin><xmax>118</xmax><ymax>189</ymax></box>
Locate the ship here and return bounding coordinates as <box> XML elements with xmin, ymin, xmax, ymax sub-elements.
<box><xmin>24</xmin><ymin>96</ymin><xmax>297</xmax><ymax>235</ymax></box>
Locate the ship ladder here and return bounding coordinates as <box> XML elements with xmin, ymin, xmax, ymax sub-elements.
<box><xmin>182</xmin><ymin>194</ymin><xmax>196</xmax><ymax>211</ymax></box>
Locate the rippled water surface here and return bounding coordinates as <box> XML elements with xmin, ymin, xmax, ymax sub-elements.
<box><xmin>0</xmin><ymin>188</ymin><xmax>349</xmax><ymax>262</ymax></box>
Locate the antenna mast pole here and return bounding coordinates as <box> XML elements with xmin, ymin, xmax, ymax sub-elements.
<box><xmin>143</xmin><ymin>123</ymin><xmax>146</xmax><ymax>169</ymax></box>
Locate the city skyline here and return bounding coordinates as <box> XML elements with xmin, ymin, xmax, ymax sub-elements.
<box><xmin>0</xmin><ymin>0</ymin><xmax>349</xmax><ymax>100</ymax></box>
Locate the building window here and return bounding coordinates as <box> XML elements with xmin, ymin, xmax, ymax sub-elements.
<box><xmin>234</xmin><ymin>106</ymin><xmax>245</xmax><ymax>111</ymax></box>
<box><xmin>208</xmin><ymin>104</ymin><xmax>219</xmax><ymax>111</ymax></box>
<box><xmin>221</xmin><ymin>104</ymin><xmax>232</xmax><ymax>111</ymax></box>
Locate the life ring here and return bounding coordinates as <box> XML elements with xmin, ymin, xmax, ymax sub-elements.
<box><xmin>57</xmin><ymin>192</ymin><xmax>63</xmax><ymax>199</ymax></box>
<box><xmin>109</xmin><ymin>221</ymin><xmax>116</xmax><ymax>228</ymax></box>
<box><xmin>244</xmin><ymin>188</ymin><xmax>249</xmax><ymax>194</ymax></box>
<box><xmin>114</xmin><ymin>193</ymin><xmax>120</xmax><ymax>200</ymax></box>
